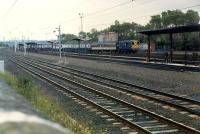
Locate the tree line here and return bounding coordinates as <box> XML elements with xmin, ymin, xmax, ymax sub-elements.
<box><xmin>61</xmin><ymin>9</ymin><xmax>200</xmax><ymax>51</ymax></box>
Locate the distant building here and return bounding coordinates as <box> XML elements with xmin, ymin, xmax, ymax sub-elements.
<box><xmin>97</xmin><ymin>32</ymin><xmax>118</xmax><ymax>43</ymax></box>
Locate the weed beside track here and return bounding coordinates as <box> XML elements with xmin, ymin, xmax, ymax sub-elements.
<box><xmin>0</xmin><ymin>72</ymin><xmax>94</xmax><ymax>134</ymax></box>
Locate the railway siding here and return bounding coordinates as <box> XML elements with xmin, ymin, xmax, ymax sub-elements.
<box><xmin>8</xmin><ymin>56</ymin><xmax>200</xmax><ymax>132</ymax></box>
<box><xmin>14</xmin><ymin>55</ymin><xmax>200</xmax><ymax>116</ymax></box>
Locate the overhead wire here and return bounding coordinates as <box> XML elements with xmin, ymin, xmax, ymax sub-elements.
<box><xmin>37</xmin><ymin>0</ymin><xmax>136</xmax><ymax>31</ymax></box>
<box><xmin>38</xmin><ymin>0</ymin><xmax>157</xmax><ymax>31</ymax></box>
<box><xmin>85</xmin><ymin>3</ymin><xmax>200</xmax><ymax>29</ymax></box>
<box><xmin>2</xmin><ymin>0</ymin><xmax>19</xmax><ymax>18</ymax></box>
<box><xmin>10</xmin><ymin>1</ymin><xmax>200</xmax><ymax>39</ymax></box>
<box><xmin>84</xmin><ymin>0</ymin><xmax>135</xmax><ymax>18</ymax></box>
<box><xmin>88</xmin><ymin>0</ymin><xmax>159</xmax><ymax>19</ymax></box>
<box><xmin>0</xmin><ymin>0</ymin><xmax>20</xmax><ymax>40</ymax></box>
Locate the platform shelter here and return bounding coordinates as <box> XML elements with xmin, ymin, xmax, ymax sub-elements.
<box><xmin>139</xmin><ymin>24</ymin><xmax>200</xmax><ymax>64</ymax></box>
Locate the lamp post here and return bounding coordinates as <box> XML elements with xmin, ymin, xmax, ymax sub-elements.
<box><xmin>21</xmin><ymin>35</ymin><xmax>26</xmax><ymax>56</ymax></box>
<box><xmin>23</xmin><ymin>37</ymin><xmax>26</xmax><ymax>56</ymax></box>
<box><xmin>14</xmin><ymin>39</ymin><xmax>17</xmax><ymax>53</ymax></box>
<box><xmin>78</xmin><ymin>13</ymin><xmax>84</xmax><ymax>33</ymax></box>
<box><xmin>54</xmin><ymin>25</ymin><xmax>62</xmax><ymax>60</ymax></box>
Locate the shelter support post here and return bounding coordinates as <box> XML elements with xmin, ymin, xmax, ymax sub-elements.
<box><xmin>170</xmin><ymin>33</ymin><xmax>173</xmax><ymax>62</ymax></box>
<box><xmin>78</xmin><ymin>40</ymin><xmax>80</xmax><ymax>55</ymax></box>
<box><xmin>184</xmin><ymin>42</ymin><xmax>187</xmax><ymax>65</ymax></box>
<box><xmin>147</xmin><ymin>35</ymin><xmax>151</xmax><ymax>62</ymax></box>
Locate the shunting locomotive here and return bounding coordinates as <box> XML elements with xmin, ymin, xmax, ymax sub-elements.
<box><xmin>91</xmin><ymin>32</ymin><xmax>140</xmax><ymax>54</ymax></box>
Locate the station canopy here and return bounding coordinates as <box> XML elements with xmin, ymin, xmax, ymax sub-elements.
<box><xmin>26</xmin><ymin>42</ymin><xmax>37</xmax><ymax>45</ymax></box>
<box><xmin>139</xmin><ymin>24</ymin><xmax>200</xmax><ymax>35</ymax></box>
<box><xmin>138</xmin><ymin>24</ymin><xmax>200</xmax><ymax>63</ymax></box>
<box><xmin>73</xmin><ymin>37</ymin><xmax>91</xmax><ymax>42</ymax></box>
<box><xmin>73</xmin><ymin>38</ymin><xmax>85</xmax><ymax>41</ymax></box>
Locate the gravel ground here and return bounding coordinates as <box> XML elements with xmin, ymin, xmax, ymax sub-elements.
<box><xmin>14</xmin><ymin>55</ymin><xmax>200</xmax><ymax>130</ymax></box>
<box><xmin>2</xmin><ymin>50</ymin><xmax>136</xmax><ymax>134</ymax></box>
<box><xmin>0</xmin><ymin>53</ymin><xmax>72</xmax><ymax>134</ymax></box>
<box><xmin>18</xmin><ymin>51</ymin><xmax>200</xmax><ymax>101</ymax></box>
<box><xmin>9</xmin><ymin>50</ymin><xmax>200</xmax><ymax>129</ymax></box>
<box><xmin>2</xmin><ymin>49</ymin><xmax>200</xmax><ymax>132</ymax></box>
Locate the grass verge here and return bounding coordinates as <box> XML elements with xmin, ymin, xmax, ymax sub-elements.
<box><xmin>0</xmin><ymin>72</ymin><xmax>94</xmax><ymax>134</ymax></box>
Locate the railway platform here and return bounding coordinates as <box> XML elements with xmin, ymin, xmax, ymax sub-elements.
<box><xmin>56</xmin><ymin>52</ymin><xmax>200</xmax><ymax>72</ymax></box>
<box><xmin>126</xmin><ymin>60</ymin><xmax>200</xmax><ymax>72</ymax></box>
<box><xmin>85</xmin><ymin>54</ymin><xmax>200</xmax><ymax>72</ymax></box>
<box><xmin>0</xmin><ymin>78</ymin><xmax>71</xmax><ymax>134</ymax></box>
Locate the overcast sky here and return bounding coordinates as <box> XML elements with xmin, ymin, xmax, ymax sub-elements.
<box><xmin>0</xmin><ymin>0</ymin><xmax>200</xmax><ymax>40</ymax></box>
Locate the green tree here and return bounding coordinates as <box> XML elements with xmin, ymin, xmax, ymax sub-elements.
<box><xmin>159</xmin><ymin>10</ymin><xmax>199</xmax><ymax>27</ymax></box>
<box><xmin>86</xmin><ymin>28</ymin><xmax>98</xmax><ymax>42</ymax></box>
<box><xmin>185</xmin><ymin>10</ymin><xmax>200</xmax><ymax>25</ymax></box>
<box><xmin>79</xmin><ymin>31</ymin><xmax>87</xmax><ymax>39</ymax></box>
<box><xmin>61</xmin><ymin>34</ymin><xmax>77</xmax><ymax>43</ymax></box>
<box><xmin>149</xmin><ymin>15</ymin><xmax>162</xmax><ymax>29</ymax></box>
<box><xmin>109</xmin><ymin>20</ymin><xmax>144</xmax><ymax>40</ymax></box>
<box><xmin>161</xmin><ymin>10</ymin><xmax>185</xmax><ymax>27</ymax></box>
<box><xmin>146</xmin><ymin>9</ymin><xmax>200</xmax><ymax>51</ymax></box>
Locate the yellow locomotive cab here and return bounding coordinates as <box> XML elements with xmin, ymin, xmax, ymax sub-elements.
<box><xmin>132</xmin><ymin>40</ymin><xmax>140</xmax><ymax>50</ymax></box>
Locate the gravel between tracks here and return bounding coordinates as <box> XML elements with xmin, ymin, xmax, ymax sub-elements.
<box><xmin>20</xmin><ymin>52</ymin><xmax>200</xmax><ymax>101</ymax></box>
<box><xmin>2</xmin><ymin>51</ymin><xmax>134</xmax><ymax>134</ymax></box>
<box><xmin>2</xmin><ymin>50</ymin><xmax>200</xmax><ymax>132</ymax></box>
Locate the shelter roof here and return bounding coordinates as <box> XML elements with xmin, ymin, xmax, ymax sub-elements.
<box><xmin>139</xmin><ymin>24</ymin><xmax>200</xmax><ymax>35</ymax></box>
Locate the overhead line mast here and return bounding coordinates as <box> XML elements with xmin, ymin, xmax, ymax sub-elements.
<box><xmin>79</xmin><ymin>13</ymin><xmax>84</xmax><ymax>33</ymax></box>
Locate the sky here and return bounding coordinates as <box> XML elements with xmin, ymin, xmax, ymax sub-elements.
<box><xmin>0</xmin><ymin>0</ymin><xmax>200</xmax><ymax>41</ymax></box>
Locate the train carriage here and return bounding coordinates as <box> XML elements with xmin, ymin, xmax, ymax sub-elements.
<box><xmin>25</xmin><ymin>32</ymin><xmax>141</xmax><ymax>54</ymax></box>
<box><xmin>62</xmin><ymin>43</ymin><xmax>91</xmax><ymax>53</ymax></box>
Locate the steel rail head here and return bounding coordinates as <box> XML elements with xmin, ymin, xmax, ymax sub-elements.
<box><xmin>13</xmin><ymin>55</ymin><xmax>200</xmax><ymax>106</ymax></box>
<box><xmin>13</xmin><ymin>55</ymin><xmax>200</xmax><ymax>116</ymax></box>
<box><xmin>10</xmin><ymin>58</ymin><xmax>152</xmax><ymax>134</ymax></box>
<box><xmin>9</xmin><ymin>57</ymin><xmax>200</xmax><ymax>134</ymax></box>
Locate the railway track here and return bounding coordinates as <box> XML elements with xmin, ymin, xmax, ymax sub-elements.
<box><xmin>13</xmin><ymin>55</ymin><xmax>200</xmax><ymax>117</ymax></box>
<box><xmin>9</xmin><ymin>55</ymin><xmax>200</xmax><ymax>134</ymax></box>
<box><xmin>31</xmin><ymin>51</ymin><xmax>200</xmax><ymax>72</ymax></box>
<box><xmin>39</xmin><ymin>51</ymin><xmax>200</xmax><ymax>65</ymax></box>
<box><xmin>38</xmin><ymin>51</ymin><xmax>165</xmax><ymax>63</ymax></box>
